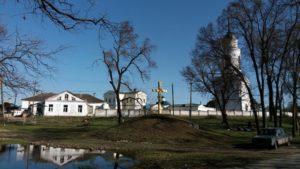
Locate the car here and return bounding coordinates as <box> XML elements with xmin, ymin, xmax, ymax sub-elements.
<box><xmin>252</xmin><ymin>127</ymin><xmax>292</xmax><ymax>149</ymax></box>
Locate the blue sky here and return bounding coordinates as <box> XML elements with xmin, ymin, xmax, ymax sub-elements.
<box><xmin>0</xmin><ymin>0</ymin><xmax>231</xmax><ymax>104</ymax></box>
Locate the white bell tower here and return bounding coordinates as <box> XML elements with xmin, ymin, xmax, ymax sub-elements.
<box><xmin>220</xmin><ymin>31</ymin><xmax>251</xmax><ymax>111</ymax></box>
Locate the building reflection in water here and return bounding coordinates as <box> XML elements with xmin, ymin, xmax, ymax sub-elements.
<box><xmin>40</xmin><ymin>145</ymin><xmax>89</xmax><ymax>166</ymax></box>
<box><xmin>0</xmin><ymin>144</ymin><xmax>135</xmax><ymax>169</ymax></box>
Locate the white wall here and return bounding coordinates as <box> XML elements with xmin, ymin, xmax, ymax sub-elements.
<box><xmin>44</xmin><ymin>101</ymin><xmax>88</xmax><ymax>116</ymax></box>
<box><xmin>104</xmin><ymin>91</ymin><xmax>125</xmax><ymax>109</ymax></box>
<box><xmin>21</xmin><ymin>101</ymin><xmax>29</xmax><ymax>110</ymax></box>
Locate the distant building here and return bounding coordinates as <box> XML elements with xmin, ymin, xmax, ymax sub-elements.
<box><xmin>103</xmin><ymin>90</ymin><xmax>147</xmax><ymax>110</ymax></box>
<box><xmin>0</xmin><ymin>102</ymin><xmax>20</xmax><ymax>113</ymax></box>
<box><xmin>21</xmin><ymin>91</ymin><xmax>109</xmax><ymax>116</ymax></box>
<box><xmin>171</xmin><ymin>104</ymin><xmax>216</xmax><ymax>111</ymax></box>
<box><xmin>150</xmin><ymin>96</ymin><xmax>170</xmax><ymax>110</ymax></box>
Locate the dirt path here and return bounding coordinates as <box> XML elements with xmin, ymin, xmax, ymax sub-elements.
<box><xmin>238</xmin><ymin>146</ymin><xmax>300</xmax><ymax>169</ymax></box>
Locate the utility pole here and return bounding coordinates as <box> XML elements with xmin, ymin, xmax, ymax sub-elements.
<box><xmin>0</xmin><ymin>77</ymin><xmax>5</xmax><ymax>126</ymax></box>
<box><xmin>189</xmin><ymin>82</ymin><xmax>192</xmax><ymax>119</ymax></box>
<box><xmin>33</xmin><ymin>81</ymin><xmax>37</xmax><ymax>95</ymax></box>
<box><xmin>14</xmin><ymin>92</ymin><xmax>17</xmax><ymax>106</ymax></box>
<box><xmin>172</xmin><ymin>83</ymin><xmax>174</xmax><ymax>116</ymax></box>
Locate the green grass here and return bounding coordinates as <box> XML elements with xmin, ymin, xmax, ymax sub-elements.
<box><xmin>0</xmin><ymin>115</ymin><xmax>299</xmax><ymax>169</ymax></box>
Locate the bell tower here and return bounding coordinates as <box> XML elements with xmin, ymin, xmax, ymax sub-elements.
<box><xmin>219</xmin><ymin>30</ymin><xmax>251</xmax><ymax>111</ymax></box>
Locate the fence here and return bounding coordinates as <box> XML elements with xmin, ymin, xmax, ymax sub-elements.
<box><xmin>94</xmin><ymin>109</ymin><xmax>148</xmax><ymax>117</ymax></box>
<box><xmin>95</xmin><ymin>109</ymin><xmax>298</xmax><ymax>118</ymax></box>
<box><xmin>161</xmin><ymin>109</ymin><xmax>299</xmax><ymax>117</ymax></box>
<box><xmin>161</xmin><ymin>109</ymin><xmax>255</xmax><ymax>117</ymax></box>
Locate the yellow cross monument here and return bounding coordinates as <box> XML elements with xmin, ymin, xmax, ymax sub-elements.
<box><xmin>152</xmin><ymin>80</ymin><xmax>167</xmax><ymax>114</ymax></box>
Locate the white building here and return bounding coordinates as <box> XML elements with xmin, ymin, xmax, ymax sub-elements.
<box><xmin>21</xmin><ymin>91</ymin><xmax>109</xmax><ymax>116</ymax></box>
<box><xmin>216</xmin><ymin>32</ymin><xmax>251</xmax><ymax>111</ymax></box>
<box><xmin>171</xmin><ymin>104</ymin><xmax>216</xmax><ymax>111</ymax></box>
<box><xmin>104</xmin><ymin>90</ymin><xmax>147</xmax><ymax>110</ymax></box>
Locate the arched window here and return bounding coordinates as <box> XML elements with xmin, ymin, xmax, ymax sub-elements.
<box><xmin>65</xmin><ymin>94</ymin><xmax>69</xmax><ymax>100</ymax></box>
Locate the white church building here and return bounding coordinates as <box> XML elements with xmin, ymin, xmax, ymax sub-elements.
<box><xmin>216</xmin><ymin>31</ymin><xmax>251</xmax><ymax>111</ymax></box>
<box><xmin>21</xmin><ymin>91</ymin><xmax>109</xmax><ymax>116</ymax></box>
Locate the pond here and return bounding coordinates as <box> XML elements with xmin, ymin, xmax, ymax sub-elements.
<box><xmin>0</xmin><ymin>144</ymin><xmax>137</xmax><ymax>169</ymax></box>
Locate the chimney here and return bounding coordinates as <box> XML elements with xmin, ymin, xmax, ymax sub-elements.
<box><xmin>93</xmin><ymin>92</ymin><xmax>96</xmax><ymax>97</ymax></box>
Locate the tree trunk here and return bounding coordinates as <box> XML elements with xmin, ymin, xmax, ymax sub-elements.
<box><xmin>249</xmin><ymin>91</ymin><xmax>260</xmax><ymax>134</ymax></box>
<box><xmin>259</xmin><ymin>61</ymin><xmax>266</xmax><ymax>128</ymax></box>
<box><xmin>221</xmin><ymin>109</ymin><xmax>229</xmax><ymax>129</ymax></box>
<box><xmin>292</xmin><ymin>95</ymin><xmax>297</xmax><ymax>137</ymax></box>
<box><xmin>116</xmin><ymin>93</ymin><xmax>122</xmax><ymax>125</ymax></box>
<box><xmin>279</xmin><ymin>87</ymin><xmax>283</xmax><ymax>127</ymax></box>
<box><xmin>267</xmin><ymin>74</ymin><xmax>275</xmax><ymax>124</ymax></box>
<box><xmin>292</xmin><ymin>70</ymin><xmax>298</xmax><ymax>137</ymax></box>
<box><xmin>259</xmin><ymin>88</ymin><xmax>266</xmax><ymax>128</ymax></box>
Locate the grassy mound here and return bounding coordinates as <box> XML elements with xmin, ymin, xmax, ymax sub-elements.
<box><xmin>97</xmin><ymin>115</ymin><xmax>227</xmax><ymax>145</ymax></box>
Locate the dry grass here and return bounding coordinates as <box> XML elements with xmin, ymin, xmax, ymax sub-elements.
<box><xmin>0</xmin><ymin>115</ymin><xmax>299</xmax><ymax>169</ymax></box>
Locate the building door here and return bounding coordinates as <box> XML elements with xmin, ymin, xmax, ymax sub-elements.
<box><xmin>88</xmin><ymin>106</ymin><xmax>93</xmax><ymax>114</ymax></box>
<box><xmin>36</xmin><ymin>103</ymin><xmax>44</xmax><ymax>116</ymax></box>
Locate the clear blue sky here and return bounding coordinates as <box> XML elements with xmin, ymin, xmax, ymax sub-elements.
<box><xmin>0</xmin><ymin>0</ymin><xmax>231</xmax><ymax>105</ymax></box>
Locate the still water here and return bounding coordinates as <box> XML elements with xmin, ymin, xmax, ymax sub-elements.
<box><xmin>0</xmin><ymin>144</ymin><xmax>137</xmax><ymax>169</ymax></box>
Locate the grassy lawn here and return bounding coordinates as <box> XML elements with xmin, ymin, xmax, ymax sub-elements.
<box><xmin>0</xmin><ymin>115</ymin><xmax>299</xmax><ymax>169</ymax></box>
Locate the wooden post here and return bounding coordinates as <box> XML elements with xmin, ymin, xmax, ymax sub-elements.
<box><xmin>189</xmin><ymin>82</ymin><xmax>192</xmax><ymax>119</ymax></box>
<box><xmin>0</xmin><ymin>77</ymin><xmax>5</xmax><ymax>126</ymax></box>
<box><xmin>152</xmin><ymin>80</ymin><xmax>167</xmax><ymax>114</ymax></box>
<box><xmin>172</xmin><ymin>83</ymin><xmax>175</xmax><ymax>116</ymax></box>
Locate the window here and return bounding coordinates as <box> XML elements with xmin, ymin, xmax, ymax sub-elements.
<box><xmin>63</xmin><ymin>105</ymin><xmax>68</xmax><ymax>112</ymax></box>
<box><xmin>60</xmin><ymin>156</ymin><xmax>64</xmax><ymax>163</ymax></box>
<box><xmin>58</xmin><ymin>97</ymin><xmax>61</xmax><ymax>100</ymax></box>
<box><xmin>65</xmin><ymin>94</ymin><xmax>69</xmax><ymax>100</ymax></box>
<box><xmin>49</xmin><ymin>104</ymin><xmax>53</xmax><ymax>112</ymax></box>
<box><xmin>78</xmin><ymin>105</ymin><xmax>82</xmax><ymax>113</ymax></box>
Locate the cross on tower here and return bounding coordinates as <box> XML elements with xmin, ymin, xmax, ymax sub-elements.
<box><xmin>152</xmin><ymin>80</ymin><xmax>167</xmax><ymax>114</ymax></box>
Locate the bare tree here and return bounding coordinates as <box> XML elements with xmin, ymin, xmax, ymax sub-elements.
<box><xmin>182</xmin><ymin>24</ymin><xmax>243</xmax><ymax>129</ymax></box>
<box><xmin>285</xmin><ymin>39</ymin><xmax>300</xmax><ymax>137</ymax></box>
<box><xmin>223</xmin><ymin>0</ymin><xmax>299</xmax><ymax>128</ymax></box>
<box><xmin>101</xmin><ymin>21</ymin><xmax>156</xmax><ymax>124</ymax></box>
<box><xmin>0</xmin><ymin>25</ymin><xmax>62</xmax><ymax>95</ymax></box>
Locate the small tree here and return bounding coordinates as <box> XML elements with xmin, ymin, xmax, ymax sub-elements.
<box><xmin>102</xmin><ymin>21</ymin><xmax>156</xmax><ymax>124</ymax></box>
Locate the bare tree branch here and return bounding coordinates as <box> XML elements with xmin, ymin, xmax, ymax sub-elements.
<box><xmin>0</xmin><ymin>25</ymin><xmax>63</xmax><ymax>94</ymax></box>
